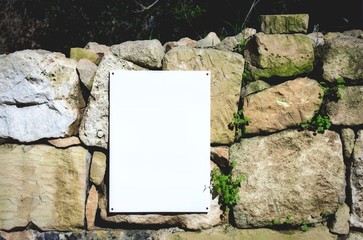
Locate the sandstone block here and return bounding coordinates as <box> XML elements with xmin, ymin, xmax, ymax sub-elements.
<box><xmin>163</xmin><ymin>47</ymin><xmax>245</xmax><ymax>144</ymax></box>
<box><xmin>0</xmin><ymin>144</ymin><xmax>89</xmax><ymax>231</ymax></box>
<box><xmin>230</xmin><ymin>130</ymin><xmax>345</xmax><ymax>228</ymax></box>
<box><xmin>261</xmin><ymin>14</ymin><xmax>309</xmax><ymax>34</ymax></box>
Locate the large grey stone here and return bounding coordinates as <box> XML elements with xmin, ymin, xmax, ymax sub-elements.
<box><xmin>260</xmin><ymin>14</ymin><xmax>309</xmax><ymax>34</ymax></box>
<box><xmin>0</xmin><ymin>50</ymin><xmax>85</xmax><ymax>142</ymax></box>
<box><xmin>163</xmin><ymin>47</ymin><xmax>245</xmax><ymax>144</ymax></box>
<box><xmin>110</xmin><ymin>39</ymin><xmax>164</xmax><ymax>69</ymax></box>
<box><xmin>351</xmin><ymin>130</ymin><xmax>363</xmax><ymax>228</ymax></box>
<box><xmin>0</xmin><ymin>144</ymin><xmax>89</xmax><ymax>231</ymax></box>
<box><xmin>78</xmin><ymin>54</ymin><xmax>145</xmax><ymax>148</ymax></box>
<box><xmin>320</xmin><ymin>35</ymin><xmax>363</xmax><ymax>83</ymax></box>
<box><xmin>326</xmin><ymin>86</ymin><xmax>363</xmax><ymax>126</ymax></box>
<box><xmin>244</xmin><ymin>33</ymin><xmax>314</xmax><ymax>81</ymax></box>
<box><xmin>243</xmin><ymin>77</ymin><xmax>323</xmax><ymax>134</ymax></box>
<box><xmin>230</xmin><ymin>130</ymin><xmax>345</xmax><ymax>228</ymax></box>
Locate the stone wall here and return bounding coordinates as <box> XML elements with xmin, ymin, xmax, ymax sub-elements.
<box><xmin>0</xmin><ymin>14</ymin><xmax>363</xmax><ymax>240</ymax></box>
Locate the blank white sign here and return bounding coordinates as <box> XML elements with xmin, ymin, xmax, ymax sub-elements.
<box><xmin>109</xmin><ymin>71</ymin><xmax>211</xmax><ymax>213</ymax></box>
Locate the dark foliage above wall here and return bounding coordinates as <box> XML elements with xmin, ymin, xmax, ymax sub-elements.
<box><xmin>0</xmin><ymin>0</ymin><xmax>361</xmax><ymax>55</ymax></box>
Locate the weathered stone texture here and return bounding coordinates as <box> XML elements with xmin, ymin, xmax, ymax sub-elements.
<box><xmin>77</xmin><ymin>59</ymin><xmax>97</xmax><ymax>91</ymax></box>
<box><xmin>98</xmin><ymin>184</ymin><xmax>223</xmax><ymax>230</ymax></box>
<box><xmin>240</xmin><ymin>80</ymin><xmax>270</xmax><ymax>99</ymax></box>
<box><xmin>70</xmin><ymin>48</ymin><xmax>101</xmax><ymax>63</ymax></box>
<box><xmin>79</xmin><ymin>54</ymin><xmax>145</xmax><ymax>148</ymax></box>
<box><xmin>326</xmin><ymin>86</ymin><xmax>363</xmax><ymax>126</ymax></box>
<box><xmin>163</xmin><ymin>47</ymin><xmax>245</xmax><ymax>144</ymax></box>
<box><xmin>196</xmin><ymin>32</ymin><xmax>221</xmax><ymax>48</ymax></box>
<box><xmin>351</xmin><ymin>130</ymin><xmax>363</xmax><ymax>228</ymax></box>
<box><xmin>210</xmin><ymin>146</ymin><xmax>229</xmax><ymax>167</ymax></box>
<box><xmin>230</xmin><ymin>130</ymin><xmax>345</xmax><ymax>228</ymax></box>
<box><xmin>0</xmin><ymin>50</ymin><xmax>85</xmax><ymax>142</ymax></box>
<box><xmin>90</xmin><ymin>151</ymin><xmax>107</xmax><ymax>186</ymax></box>
<box><xmin>261</xmin><ymin>14</ymin><xmax>309</xmax><ymax>34</ymax></box>
<box><xmin>341</xmin><ymin>128</ymin><xmax>356</xmax><ymax>159</ymax></box>
<box><xmin>0</xmin><ymin>144</ymin><xmax>88</xmax><ymax>231</ymax></box>
<box><xmin>84</xmin><ymin>42</ymin><xmax>113</xmax><ymax>56</ymax></box>
<box><xmin>244</xmin><ymin>33</ymin><xmax>314</xmax><ymax>81</ymax></box>
<box><xmin>86</xmin><ymin>185</ymin><xmax>98</xmax><ymax>230</ymax></box>
<box><xmin>243</xmin><ymin>78</ymin><xmax>323</xmax><ymax>134</ymax></box>
<box><xmin>320</xmin><ymin>35</ymin><xmax>363</xmax><ymax>83</ymax></box>
<box><xmin>330</xmin><ymin>203</ymin><xmax>350</xmax><ymax>235</ymax></box>
<box><xmin>110</xmin><ymin>39</ymin><xmax>164</xmax><ymax>69</ymax></box>
<box><xmin>168</xmin><ymin>226</ymin><xmax>337</xmax><ymax>240</ymax></box>
<box><xmin>215</xmin><ymin>28</ymin><xmax>256</xmax><ymax>52</ymax></box>
<box><xmin>47</xmin><ymin>136</ymin><xmax>81</xmax><ymax>148</ymax></box>
<box><xmin>164</xmin><ymin>37</ymin><xmax>197</xmax><ymax>53</ymax></box>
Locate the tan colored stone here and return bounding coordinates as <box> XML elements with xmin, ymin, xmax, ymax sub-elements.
<box><xmin>77</xmin><ymin>59</ymin><xmax>97</xmax><ymax>91</ymax></box>
<box><xmin>164</xmin><ymin>37</ymin><xmax>197</xmax><ymax>53</ymax></box>
<box><xmin>261</xmin><ymin>14</ymin><xmax>309</xmax><ymax>34</ymax></box>
<box><xmin>320</xmin><ymin>35</ymin><xmax>363</xmax><ymax>83</ymax></box>
<box><xmin>47</xmin><ymin>136</ymin><xmax>81</xmax><ymax>148</ymax></box>
<box><xmin>351</xmin><ymin>130</ymin><xmax>363</xmax><ymax>228</ymax></box>
<box><xmin>230</xmin><ymin>130</ymin><xmax>345</xmax><ymax>228</ymax></box>
<box><xmin>86</xmin><ymin>185</ymin><xmax>99</xmax><ymax>230</ymax></box>
<box><xmin>98</xmin><ymin>184</ymin><xmax>223</xmax><ymax>230</ymax></box>
<box><xmin>244</xmin><ymin>33</ymin><xmax>314</xmax><ymax>81</ymax></box>
<box><xmin>330</xmin><ymin>203</ymin><xmax>350</xmax><ymax>235</ymax></box>
<box><xmin>168</xmin><ymin>225</ymin><xmax>337</xmax><ymax>240</ymax></box>
<box><xmin>163</xmin><ymin>47</ymin><xmax>245</xmax><ymax>144</ymax></box>
<box><xmin>0</xmin><ymin>144</ymin><xmax>88</xmax><ymax>231</ymax></box>
<box><xmin>244</xmin><ymin>77</ymin><xmax>323</xmax><ymax>134</ymax></box>
<box><xmin>326</xmin><ymin>86</ymin><xmax>363</xmax><ymax>126</ymax></box>
<box><xmin>340</xmin><ymin>128</ymin><xmax>356</xmax><ymax>159</ymax></box>
<box><xmin>0</xmin><ymin>230</ymin><xmax>36</xmax><ymax>240</ymax></box>
<box><xmin>70</xmin><ymin>47</ymin><xmax>101</xmax><ymax>63</ymax></box>
<box><xmin>210</xmin><ymin>146</ymin><xmax>229</xmax><ymax>167</ymax></box>
<box><xmin>85</xmin><ymin>42</ymin><xmax>112</xmax><ymax>56</ymax></box>
<box><xmin>90</xmin><ymin>151</ymin><xmax>107</xmax><ymax>186</ymax></box>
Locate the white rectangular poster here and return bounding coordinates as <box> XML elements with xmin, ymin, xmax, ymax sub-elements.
<box><xmin>109</xmin><ymin>70</ymin><xmax>211</xmax><ymax>213</ymax></box>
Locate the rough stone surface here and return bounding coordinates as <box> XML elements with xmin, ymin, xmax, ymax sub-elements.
<box><xmin>70</xmin><ymin>47</ymin><xmax>100</xmax><ymax>63</ymax></box>
<box><xmin>243</xmin><ymin>78</ymin><xmax>323</xmax><ymax>134</ymax></box>
<box><xmin>320</xmin><ymin>35</ymin><xmax>363</xmax><ymax>83</ymax></box>
<box><xmin>86</xmin><ymin>185</ymin><xmax>98</xmax><ymax>230</ymax></box>
<box><xmin>210</xmin><ymin>146</ymin><xmax>229</xmax><ymax>167</ymax></box>
<box><xmin>90</xmin><ymin>151</ymin><xmax>107</xmax><ymax>186</ymax></box>
<box><xmin>168</xmin><ymin>225</ymin><xmax>337</xmax><ymax>240</ymax></box>
<box><xmin>351</xmin><ymin>130</ymin><xmax>363</xmax><ymax>228</ymax></box>
<box><xmin>347</xmin><ymin>232</ymin><xmax>363</xmax><ymax>240</ymax></box>
<box><xmin>77</xmin><ymin>59</ymin><xmax>97</xmax><ymax>91</ymax></box>
<box><xmin>84</xmin><ymin>42</ymin><xmax>112</xmax><ymax>56</ymax></box>
<box><xmin>0</xmin><ymin>50</ymin><xmax>85</xmax><ymax>142</ymax></box>
<box><xmin>230</xmin><ymin>130</ymin><xmax>345</xmax><ymax>228</ymax></box>
<box><xmin>215</xmin><ymin>28</ymin><xmax>256</xmax><ymax>52</ymax></box>
<box><xmin>342</xmin><ymin>29</ymin><xmax>363</xmax><ymax>39</ymax></box>
<box><xmin>98</xmin><ymin>184</ymin><xmax>223</xmax><ymax>230</ymax></box>
<box><xmin>163</xmin><ymin>47</ymin><xmax>245</xmax><ymax>144</ymax></box>
<box><xmin>79</xmin><ymin>54</ymin><xmax>144</xmax><ymax>148</ymax></box>
<box><xmin>47</xmin><ymin>136</ymin><xmax>81</xmax><ymax>148</ymax></box>
<box><xmin>240</xmin><ymin>80</ymin><xmax>270</xmax><ymax>99</ymax></box>
<box><xmin>340</xmin><ymin>128</ymin><xmax>356</xmax><ymax>159</ymax></box>
<box><xmin>326</xmin><ymin>86</ymin><xmax>363</xmax><ymax>126</ymax></box>
<box><xmin>110</xmin><ymin>39</ymin><xmax>164</xmax><ymax>69</ymax></box>
<box><xmin>244</xmin><ymin>33</ymin><xmax>314</xmax><ymax>81</ymax></box>
<box><xmin>330</xmin><ymin>203</ymin><xmax>350</xmax><ymax>235</ymax></box>
<box><xmin>260</xmin><ymin>14</ymin><xmax>309</xmax><ymax>34</ymax></box>
<box><xmin>196</xmin><ymin>32</ymin><xmax>221</xmax><ymax>48</ymax></box>
<box><xmin>164</xmin><ymin>37</ymin><xmax>197</xmax><ymax>53</ymax></box>
<box><xmin>0</xmin><ymin>144</ymin><xmax>88</xmax><ymax>231</ymax></box>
